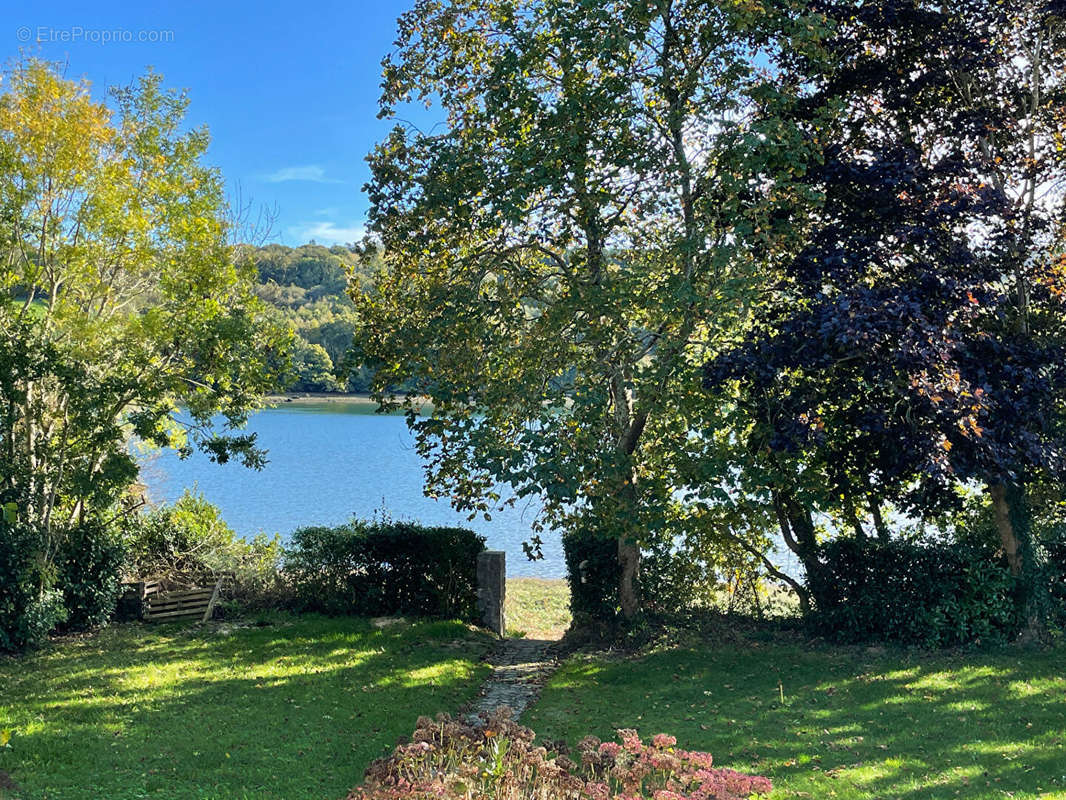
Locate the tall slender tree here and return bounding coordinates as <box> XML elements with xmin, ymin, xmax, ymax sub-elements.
<box><xmin>356</xmin><ymin>0</ymin><xmax>828</xmax><ymax>617</ymax></box>
<box><xmin>0</xmin><ymin>60</ymin><xmax>290</xmax><ymax>568</ymax></box>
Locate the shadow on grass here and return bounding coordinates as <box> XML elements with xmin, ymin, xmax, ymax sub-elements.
<box><xmin>0</xmin><ymin>616</ymin><xmax>493</xmax><ymax>800</ymax></box>
<box><xmin>525</xmin><ymin>642</ymin><xmax>1066</xmax><ymax>800</ymax></box>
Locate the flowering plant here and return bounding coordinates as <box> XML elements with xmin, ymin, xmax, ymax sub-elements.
<box><xmin>346</xmin><ymin>709</ymin><xmax>771</xmax><ymax>800</ymax></box>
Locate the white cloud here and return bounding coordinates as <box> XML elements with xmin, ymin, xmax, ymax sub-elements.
<box><xmin>263</xmin><ymin>165</ymin><xmax>341</xmax><ymax>184</ymax></box>
<box><xmin>287</xmin><ymin>220</ymin><xmax>366</xmax><ymax>246</ymax></box>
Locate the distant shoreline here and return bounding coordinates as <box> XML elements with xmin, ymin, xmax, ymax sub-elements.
<box><xmin>263</xmin><ymin>393</ymin><xmax>433</xmax><ymax>412</ymax></box>
<box><xmin>264</xmin><ymin>392</ymin><xmax>380</xmax><ymax>407</ymax></box>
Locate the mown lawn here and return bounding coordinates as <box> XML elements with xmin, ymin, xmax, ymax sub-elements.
<box><xmin>0</xmin><ymin>615</ymin><xmax>492</xmax><ymax>800</ymax></box>
<box><xmin>526</xmin><ymin>639</ymin><xmax>1066</xmax><ymax>800</ymax></box>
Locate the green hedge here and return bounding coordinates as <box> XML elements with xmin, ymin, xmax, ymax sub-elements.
<box><xmin>284</xmin><ymin>521</ymin><xmax>485</xmax><ymax>619</ymax></box>
<box><xmin>1039</xmin><ymin>522</ymin><xmax>1066</xmax><ymax>628</ymax></box>
<box><xmin>807</xmin><ymin>539</ymin><xmax>1020</xmax><ymax>647</ymax></box>
<box><xmin>562</xmin><ymin>528</ymin><xmax>620</xmax><ymax>621</ymax></box>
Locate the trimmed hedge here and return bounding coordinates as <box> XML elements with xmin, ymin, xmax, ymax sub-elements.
<box><xmin>284</xmin><ymin>521</ymin><xmax>485</xmax><ymax>619</ymax></box>
<box><xmin>808</xmin><ymin>538</ymin><xmax>1020</xmax><ymax>647</ymax></box>
<box><xmin>562</xmin><ymin>528</ymin><xmax>620</xmax><ymax>621</ymax></box>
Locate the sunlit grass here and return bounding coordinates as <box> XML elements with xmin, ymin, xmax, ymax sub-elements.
<box><xmin>526</xmin><ymin>642</ymin><xmax>1066</xmax><ymax>799</ymax></box>
<box><xmin>0</xmin><ymin>615</ymin><xmax>492</xmax><ymax>800</ymax></box>
<box><xmin>505</xmin><ymin>578</ymin><xmax>570</xmax><ymax>640</ymax></box>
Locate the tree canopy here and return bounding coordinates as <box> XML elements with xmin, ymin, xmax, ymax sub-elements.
<box><xmin>0</xmin><ymin>59</ymin><xmax>289</xmax><ymax>557</ymax></box>
<box><xmin>704</xmin><ymin>0</ymin><xmax>1066</xmax><ymax>632</ymax></box>
<box><xmin>356</xmin><ymin>0</ymin><xmax>830</xmax><ymax>616</ymax></box>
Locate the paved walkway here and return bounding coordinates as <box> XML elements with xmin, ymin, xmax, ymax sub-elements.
<box><xmin>468</xmin><ymin>637</ymin><xmax>558</xmax><ymax>721</ymax></box>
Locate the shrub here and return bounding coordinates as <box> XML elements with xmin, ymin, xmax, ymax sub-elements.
<box><xmin>56</xmin><ymin>520</ymin><xmax>127</xmax><ymax>630</ymax></box>
<box><xmin>0</xmin><ymin>521</ymin><xmax>67</xmax><ymax>651</ymax></box>
<box><xmin>285</xmin><ymin>520</ymin><xmax>485</xmax><ymax>619</ymax></box>
<box><xmin>122</xmin><ymin>491</ymin><xmax>284</xmax><ymax>607</ymax></box>
<box><xmin>807</xmin><ymin>538</ymin><xmax>1020</xmax><ymax>647</ymax></box>
<box><xmin>121</xmin><ymin>492</ymin><xmax>286</xmax><ymax>617</ymax></box>
<box><xmin>347</xmin><ymin>709</ymin><xmax>772</xmax><ymax>800</ymax></box>
<box><xmin>124</xmin><ymin>491</ymin><xmax>248</xmax><ymax>579</ymax></box>
<box><xmin>1038</xmin><ymin>521</ymin><xmax>1066</xmax><ymax>628</ymax></box>
<box><xmin>562</xmin><ymin>528</ymin><xmax>620</xmax><ymax>623</ymax></box>
<box><xmin>223</xmin><ymin>532</ymin><xmax>287</xmax><ymax>612</ymax></box>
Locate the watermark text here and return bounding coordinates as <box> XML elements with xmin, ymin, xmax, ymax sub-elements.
<box><xmin>16</xmin><ymin>26</ymin><xmax>175</xmax><ymax>44</ymax></box>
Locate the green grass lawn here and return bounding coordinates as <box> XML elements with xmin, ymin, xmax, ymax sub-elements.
<box><xmin>526</xmin><ymin>639</ymin><xmax>1066</xmax><ymax>800</ymax></box>
<box><xmin>0</xmin><ymin>615</ymin><xmax>492</xmax><ymax>800</ymax></box>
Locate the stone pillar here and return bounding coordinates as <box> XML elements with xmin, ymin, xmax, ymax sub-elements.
<box><xmin>477</xmin><ymin>550</ymin><xmax>506</xmax><ymax>636</ymax></box>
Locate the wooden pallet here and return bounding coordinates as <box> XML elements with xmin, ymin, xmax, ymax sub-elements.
<box><xmin>117</xmin><ymin>579</ymin><xmax>163</xmax><ymax>620</ymax></box>
<box><xmin>132</xmin><ymin>578</ymin><xmax>224</xmax><ymax>623</ymax></box>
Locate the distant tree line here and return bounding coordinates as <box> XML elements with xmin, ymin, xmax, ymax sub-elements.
<box><xmin>249</xmin><ymin>243</ymin><xmax>376</xmax><ymax>393</ymax></box>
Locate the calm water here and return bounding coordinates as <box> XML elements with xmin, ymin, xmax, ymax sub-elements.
<box><xmin>139</xmin><ymin>401</ymin><xmax>565</xmax><ymax>578</ymax></box>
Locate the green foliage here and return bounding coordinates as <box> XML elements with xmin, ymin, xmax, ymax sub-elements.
<box><xmin>0</xmin><ymin>58</ymin><xmax>290</xmax><ymax>611</ymax></box>
<box><xmin>358</xmin><ymin>0</ymin><xmax>831</xmax><ymax>617</ymax></box>
<box><xmin>0</xmin><ymin>522</ymin><xmax>66</xmax><ymax>651</ymax></box>
<box><xmin>562</xmin><ymin>528</ymin><xmax>620</xmax><ymax>623</ymax></box>
<box><xmin>1042</xmin><ymin>523</ymin><xmax>1066</xmax><ymax>627</ymax></box>
<box><xmin>250</xmin><ymin>243</ymin><xmax>380</xmax><ymax>394</ymax></box>
<box><xmin>807</xmin><ymin>539</ymin><xmax>1020</xmax><ymax>648</ymax></box>
<box><xmin>254</xmin><ymin>243</ymin><xmax>371</xmax><ymax>295</ymax></box>
<box><xmin>55</xmin><ymin>521</ymin><xmax>127</xmax><ymax>631</ymax></box>
<box><xmin>284</xmin><ymin>520</ymin><xmax>485</xmax><ymax>619</ymax></box>
<box><xmin>122</xmin><ymin>491</ymin><xmax>283</xmax><ymax>607</ymax></box>
<box><xmin>290</xmin><ymin>341</ymin><xmax>342</xmax><ymax>392</ymax></box>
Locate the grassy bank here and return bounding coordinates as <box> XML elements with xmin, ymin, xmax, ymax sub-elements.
<box><xmin>264</xmin><ymin>392</ymin><xmax>380</xmax><ymax>407</ymax></box>
<box><xmin>505</xmin><ymin>578</ymin><xmax>570</xmax><ymax>640</ymax></box>
<box><xmin>263</xmin><ymin>393</ymin><xmax>433</xmax><ymax>413</ymax></box>
<box><xmin>0</xmin><ymin>616</ymin><xmax>492</xmax><ymax>800</ymax></box>
<box><xmin>526</xmin><ymin>639</ymin><xmax>1066</xmax><ymax>800</ymax></box>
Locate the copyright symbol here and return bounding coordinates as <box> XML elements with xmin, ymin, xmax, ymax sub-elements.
<box><xmin>16</xmin><ymin>26</ymin><xmax>31</xmax><ymax>42</ymax></box>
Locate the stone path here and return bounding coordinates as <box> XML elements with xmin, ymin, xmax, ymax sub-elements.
<box><xmin>468</xmin><ymin>637</ymin><xmax>558</xmax><ymax>722</ymax></box>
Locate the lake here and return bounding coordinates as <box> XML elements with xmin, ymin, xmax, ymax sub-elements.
<box><xmin>139</xmin><ymin>400</ymin><xmax>565</xmax><ymax>578</ymax></box>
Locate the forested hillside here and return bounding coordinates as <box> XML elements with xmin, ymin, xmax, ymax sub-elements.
<box><xmin>251</xmin><ymin>243</ymin><xmax>376</xmax><ymax>393</ymax></box>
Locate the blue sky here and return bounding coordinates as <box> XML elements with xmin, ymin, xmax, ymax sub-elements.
<box><xmin>4</xmin><ymin>0</ymin><xmax>428</xmax><ymax>246</ymax></box>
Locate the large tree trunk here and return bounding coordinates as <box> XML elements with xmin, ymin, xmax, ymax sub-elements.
<box><xmin>772</xmin><ymin>489</ymin><xmax>820</xmax><ymax>577</ymax></box>
<box><xmin>989</xmin><ymin>483</ymin><xmax>1022</xmax><ymax>575</ymax></box>
<box><xmin>618</xmin><ymin>535</ymin><xmax>640</xmax><ymax>620</ymax></box>
<box><xmin>612</xmin><ymin>373</ymin><xmax>647</xmax><ymax>622</ymax></box>
<box><xmin>988</xmin><ymin>482</ymin><xmax>1046</xmax><ymax>645</ymax></box>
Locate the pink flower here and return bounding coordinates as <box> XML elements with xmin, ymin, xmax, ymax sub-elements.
<box><xmin>598</xmin><ymin>741</ymin><xmax>622</xmax><ymax>758</ymax></box>
<box><xmin>584</xmin><ymin>781</ymin><xmax>609</xmax><ymax>799</ymax></box>
<box><xmin>617</xmin><ymin>729</ymin><xmax>643</xmax><ymax>753</ymax></box>
<box><xmin>652</xmin><ymin>734</ymin><xmax>677</xmax><ymax>750</ymax></box>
